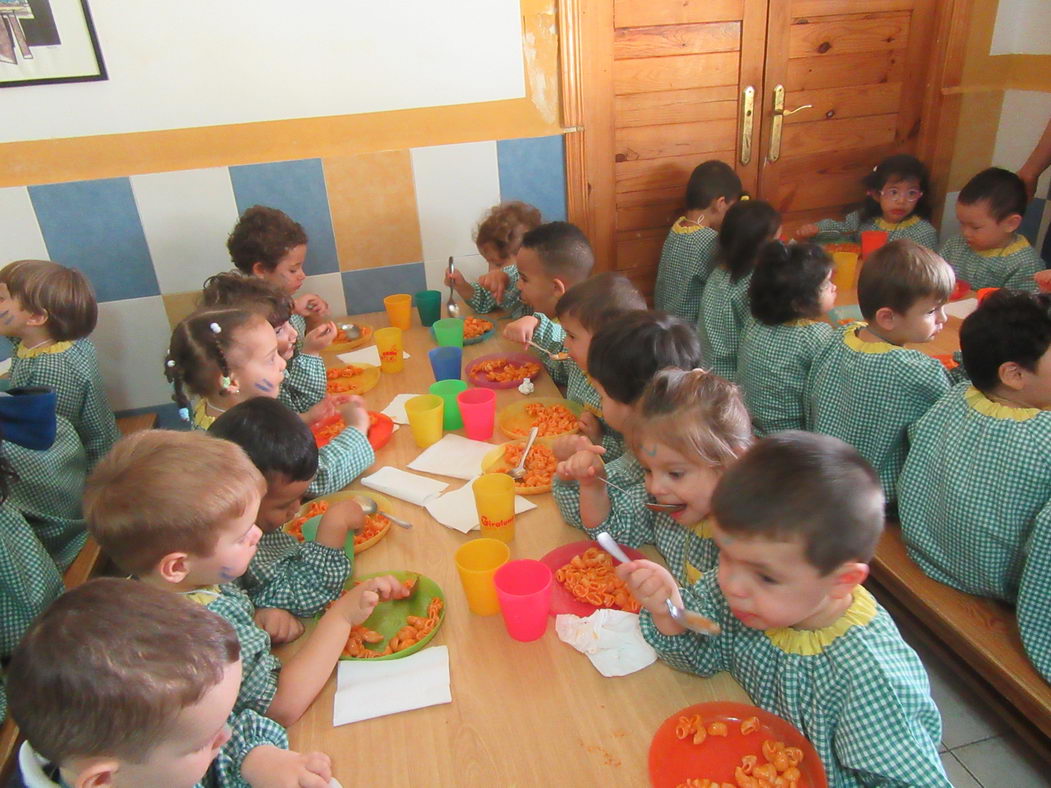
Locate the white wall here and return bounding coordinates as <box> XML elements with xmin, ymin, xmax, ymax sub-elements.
<box><xmin>990</xmin><ymin>0</ymin><xmax>1051</xmax><ymax>56</ymax></box>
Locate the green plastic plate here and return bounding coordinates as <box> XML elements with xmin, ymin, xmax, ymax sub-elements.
<box><xmin>338</xmin><ymin>570</ymin><xmax>446</xmax><ymax>661</ymax></box>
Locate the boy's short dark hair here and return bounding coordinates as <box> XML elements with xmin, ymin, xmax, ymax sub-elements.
<box><xmin>0</xmin><ymin>260</ymin><xmax>98</xmax><ymax>341</ymax></box>
<box><xmin>521</xmin><ymin>222</ymin><xmax>595</xmax><ymax>284</ymax></box>
<box><xmin>685</xmin><ymin>160</ymin><xmax>743</xmax><ymax>212</ymax></box>
<box><xmin>711</xmin><ymin>431</ymin><xmax>884</xmax><ymax>574</ymax></box>
<box><xmin>200</xmin><ymin>271</ymin><xmax>294</xmax><ymax>328</ymax></box>
<box><xmin>210</xmin><ymin>398</ymin><xmax>319</xmax><ymax>483</ymax></box>
<box><xmin>857</xmin><ymin>239</ymin><xmax>954</xmax><ymax>320</ymax></box>
<box><xmin>960</xmin><ymin>289</ymin><xmax>1051</xmax><ymax>394</ymax></box>
<box><xmin>8</xmin><ymin>578</ymin><xmax>240</xmax><ymax>766</ymax></box>
<box><xmin>553</xmin><ymin>272</ymin><xmax>646</xmax><ymax>332</ymax></box>
<box><xmin>958</xmin><ymin>167</ymin><xmax>1028</xmax><ymax>221</ymax></box>
<box><xmin>227</xmin><ymin>205</ymin><xmax>308</xmax><ymax>274</ymax></box>
<box><xmin>588</xmin><ymin>311</ymin><xmax>702</xmax><ymax>403</ymax></box>
<box><xmin>750</xmin><ymin>241</ymin><xmax>833</xmax><ymax>324</ymax></box>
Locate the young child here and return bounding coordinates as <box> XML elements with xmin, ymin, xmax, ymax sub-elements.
<box><xmin>620</xmin><ymin>432</ymin><xmax>947</xmax><ymax>786</ymax></box>
<box><xmin>796</xmin><ymin>154</ymin><xmax>939</xmax><ymax>249</ymax></box>
<box><xmin>654</xmin><ymin>160</ymin><xmax>743</xmax><ymax>324</ymax></box>
<box><xmin>696</xmin><ymin>200</ymin><xmax>781</xmax><ymax>382</ymax></box>
<box><xmin>805</xmin><ymin>239</ymin><xmax>953</xmax><ymax>505</ymax></box>
<box><xmin>83</xmin><ymin>430</ymin><xmax>409</xmax><ymax>727</ymax></box>
<box><xmin>166</xmin><ymin>307</ymin><xmax>373</xmax><ymax>496</ymax></box>
<box><xmin>446</xmin><ymin>201</ymin><xmax>542</xmax><ymax>319</ymax></box>
<box><xmin>938</xmin><ymin>167</ymin><xmax>1045</xmax><ymax>292</ymax></box>
<box><xmin>738</xmin><ymin>241</ymin><xmax>837</xmax><ymax>435</ymax></box>
<box><xmin>898</xmin><ymin>290</ymin><xmax>1051</xmax><ymax>681</ymax></box>
<box><xmin>553</xmin><ymin>311</ymin><xmax>702</xmax><ymax>546</ymax></box>
<box><xmin>210</xmin><ymin>398</ymin><xmax>359</xmax><ymax>645</ymax></box>
<box><xmin>0</xmin><ymin>259</ymin><xmax>119</xmax><ymax>467</ymax></box>
<box><xmin>8</xmin><ymin>578</ymin><xmax>334</xmax><ymax>788</ymax></box>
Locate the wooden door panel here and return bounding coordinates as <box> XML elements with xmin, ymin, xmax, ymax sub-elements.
<box><xmin>783</xmin><ymin>83</ymin><xmax>901</xmax><ymax>125</ymax></box>
<box><xmin>770</xmin><ymin>144</ymin><xmax>896</xmax><ymax>213</ymax></box>
<box><xmin>788</xmin><ymin>13</ymin><xmax>910</xmax><ymax>58</ymax></box>
<box><xmin>780</xmin><ymin>114</ymin><xmax>897</xmax><ymax>159</ymax></box>
<box><xmin>786</xmin><ymin>49</ymin><xmax>904</xmax><ymax>91</ymax></box>
<box><xmin>615</xmin><ymin>87</ymin><xmax>738</xmax><ymax>128</ymax></box>
<box><xmin>614</xmin><ymin>150</ymin><xmax>737</xmax><ymax>195</ymax></box>
<box><xmin>615</xmin><ymin>0</ymin><xmax>745</xmax><ymax>28</ymax></box>
<box><xmin>616</xmin><ymin>229</ymin><xmax>667</xmax><ymax>268</ymax></box>
<box><xmin>791</xmin><ymin>1</ymin><xmax>914</xmax><ymax>15</ymax></box>
<box><xmin>614</xmin><ymin>51</ymin><xmax>740</xmax><ymax>94</ymax></box>
<box><xmin>615</xmin><ymin>118</ymin><xmax>738</xmax><ymax>163</ymax></box>
<box><xmin>613</xmin><ymin>22</ymin><xmax>740</xmax><ymax>58</ymax></box>
<box><xmin>617</xmin><ymin>193</ymin><xmax>686</xmax><ymax>233</ymax></box>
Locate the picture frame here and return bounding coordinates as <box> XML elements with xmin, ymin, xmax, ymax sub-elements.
<box><xmin>0</xmin><ymin>0</ymin><xmax>106</xmax><ymax>88</ymax></box>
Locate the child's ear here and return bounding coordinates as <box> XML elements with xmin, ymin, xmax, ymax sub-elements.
<box><xmin>157</xmin><ymin>551</ymin><xmax>191</xmax><ymax>583</ymax></box>
<box><xmin>872</xmin><ymin>306</ymin><xmax>899</xmax><ymax>332</ymax></box>
<box><xmin>552</xmin><ymin>277</ymin><xmax>569</xmax><ymax>298</ymax></box>
<box><xmin>24</xmin><ymin>309</ymin><xmax>48</xmax><ymax>327</ymax></box>
<box><xmin>250</xmin><ymin>261</ymin><xmax>268</xmax><ymax>278</ymax></box>
<box><xmin>1001</xmin><ymin>213</ymin><xmax>1023</xmax><ymax>234</ymax></box>
<box><xmin>997</xmin><ymin>360</ymin><xmax>1027</xmax><ymax>392</ymax></box>
<box><xmin>829</xmin><ymin>561</ymin><xmax>869</xmax><ymax>599</ymax></box>
<box><xmin>72</xmin><ymin>757</ymin><xmax>120</xmax><ymax>788</ymax></box>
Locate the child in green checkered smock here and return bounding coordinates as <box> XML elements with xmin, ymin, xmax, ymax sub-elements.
<box><xmin>739</xmin><ymin>242</ymin><xmax>837</xmax><ymax>436</ymax></box>
<box><xmin>621</xmin><ymin>432</ymin><xmax>947</xmax><ymax>788</ymax></box>
<box><xmin>939</xmin><ymin>234</ymin><xmax>1044</xmax><ymax>292</ymax></box>
<box><xmin>797</xmin><ymin>154</ymin><xmax>939</xmax><ymax>250</ymax></box>
<box><xmin>654</xmin><ymin>160</ymin><xmax>742</xmax><ymax>324</ymax></box>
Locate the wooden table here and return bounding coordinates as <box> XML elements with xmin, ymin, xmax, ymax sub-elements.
<box><xmin>278</xmin><ymin>311</ymin><xmax>750</xmax><ymax>786</ymax></box>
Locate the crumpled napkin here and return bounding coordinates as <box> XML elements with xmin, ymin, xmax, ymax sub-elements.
<box><xmin>555</xmin><ymin>609</ymin><xmax>657</xmax><ymax>677</ymax></box>
<box><xmin>333</xmin><ymin>645</ymin><xmax>451</xmax><ymax>726</ymax></box>
<box><xmin>424</xmin><ymin>477</ymin><xmax>537</xmax><ymax>533</ymax></box>
<box><xmin>361</xmin><ymin>467</ymin><xmax>449</xmax><ymax>506</ymax></box>
<box><xmin>337</xmin><ymin>346</ymin><xmax>411</xmax><ymax>366</ymax></box>
<box><xmin>407</xmin><ymin>434</ymin><xmax>498</xmax><ymax>480</ymax></box>
<box><xmin>380</xmin><ymin>393</ymin><xmax>421</xmax><ymax>425</ymax></box>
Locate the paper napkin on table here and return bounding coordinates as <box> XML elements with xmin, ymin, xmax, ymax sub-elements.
<box><xmin>333</xmin><ymin>645</ymin><xmax>451</xmax><ymax>726</ymax></box>
<box><xmin>944</xmin><ymin>298</ymin><xmax>978</xmax><ymax>320</ymax></box>
<box><xmin>407</xmin><ymin>434</ymin><xmax>498</xmax><ymax>480</ymax></box>
<box><xmin>380</xmin><ymin>393</ymin><xmax>421</xmax><ymax>425</ymax></box>
<box><xmin>555</xmin><ymin>610</ymin><xmax>657</xmax><ymax>677</ymax></box>
<box><xmin>424</xmin><ymin>477</ymin><xmax>536</xmax><ymax>533</ymax></box>
<box><xmin>361</xmin><ymin>467</ymin><xmax>449</xmax><ymax>506</ymax></box>
<box><xmin>337</xmin><ymin>346</ymin><xmax>411</xmax><ymax>367</ymax></box>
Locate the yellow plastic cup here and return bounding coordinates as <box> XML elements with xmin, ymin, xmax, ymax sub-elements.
<box><xmin>473</xmin><ymin>473</ymin><xmax>516</xmax><ymax>543</ymax></box>
<box><xmin>454</xmin><ymin>538</ymin><xmax>511</xmax><ymax>615</ymax></box>
<box><xmin>404</xmin><ymin>394</ymin><xmax>444</xmax><ymax>448</ymax></box>
<box><xmin>831</xmin><ymin>251</ymin><xmax>859</xmax><ymax>292</ymax></box>
<box><xmin>384</xmin><ymin>293</ymin><xmax>413</xmax><ymax>330</ymax></box>
<box><xmin>373</xmin><ymin>326</ymin><xmax>404</xmax><ymax>374</ymax></box>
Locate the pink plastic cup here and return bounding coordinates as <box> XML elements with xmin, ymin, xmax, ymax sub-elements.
<box><xmin>493</xmin><ymin>559</ymin><xmax>553</xmax><ymax>642</ymax></box>
<box><xmin>456</xmin><ymin>387</ymin><xmax>496</xmax><ymax>440</ymax></box>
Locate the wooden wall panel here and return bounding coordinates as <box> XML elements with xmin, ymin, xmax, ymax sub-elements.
<box><xmin>615</xmin><ymin>0</ymin><xmax>744</xmax><ymax>29</ymax></box>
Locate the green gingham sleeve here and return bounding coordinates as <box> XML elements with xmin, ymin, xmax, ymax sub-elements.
<box><xmin>240</xmin><ymin>531</ymin><xmax>350</xmax><ymax>618</ymax></box>
<box><xmin>309</xmin><ymin>425</ymin><xmax>375</xmax><ymax>497</ymax></box>
<box><xmin>697</xmin><ymin>268</ymin><xmax>751</xmax><ymax>381</ymax></box>
<box><xmin>816</xmin><ymin>210</ymin><xmax>862</xmax><ymax>239</ymax></box>
<box><xmin>553</xmin><ymin>453</ymin><xmax>655</xmax><ymax>547</ymax></box>
<box><xmin>278</xmin><ymin>352</ymin><xmax>326</xmax><ymax>413</ymax></box>
<box><xmin>654</xmin><ymin>224</ymin><xmax>720</xmax><ymax>324</ymax></box>
<box><xmin>1017</xmin><ymin>500</ymin><xmax>1051</xmax><ymax>682</ymax></box>
<box><xmin>0</xmin><ymin>504</ymin><xmax>64</xmax><ymax>661</ymax></box>
<box><xmin>206</xmin><ymin>585</ymin><xmax>281</xmax><ymax>716</ymax></box>
<box><xmin>638</xmin><ymin>573</ymin><xmax>730</xmax><ymax>676</ymax></box>
<box><xmin>467</xmin><ymin>264</ymin><xmax>523</xmax><ymax>316</ymax></box>
<box><xmin>902</xmin><ymin>219</ymin><xmax>939</xmax><ymax>250</ymax></box>
<box><xmin>289</xmin><ymin>314</ymin><xmax>307</xmax><ymax>348</ymax></box>
<box><xmin>204</xmin><ymin>709</ymin><xmax>289</xmax><ymax>788</ymax></box>
<box><xmin>1002</xmin><ymin>244</ymin><xmax>1045</xmax><ymax>292</ymax></box>
<box><xmin>529</xmin><ymin>313</ymin><xmax>569</xmax><ymax>384</ymax></box>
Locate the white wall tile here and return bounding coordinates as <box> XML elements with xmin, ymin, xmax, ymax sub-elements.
<box><xmin>424</xmin><ymin>253</ymin><xmax>490</xmax><ymax>292</ymax></box>
<box><xmin>300</xmin><ymin>272</ymin><xmax>347</xmax><ymax>318</ymax></box>
<box><xmin>130</xmin><ymin>167</ymin><xmax>240</xmax><ymax>294</ymax></box>
<box><xmin>94</xmin><ymin>296</ymin><xmax>175</xmax><ymax>411</ymax></box>
<box><xmin>993</xmin><ymin>91</ymin><xmax>1051</xmax><ymax>200</ymax></box>
<box><xmin>940</xmin><ymin>191</ymin><xmax>961</xmax><ymax>242</ymax></box>
<box><xmin>411</xmin><ymin>141</ymin><xmax>501</xmax><ymax>262</ymax></box>
<box><xmin>0</xmin><ymin>186</ymin><xmax>49</xmax><ymax>260</ymax></box>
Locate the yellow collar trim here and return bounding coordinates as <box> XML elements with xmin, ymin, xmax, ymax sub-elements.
<box><xmin>15</xmin><ymin>340</ymin><xmax>72</xmax><ymax>359</ymax></box>
<box><xmin>965</xmin><ymin>386</ymin><xmax>1041</xmax><ymax>421</ymax></box>
<box><xmin>874</xmin><ymin>215</ymin><xmax>920</xmax><ymax>231</ymax></box>
<box><xmin>842</xmin><ymin>323</ymin><xmax>898</xmax><ymax>354</ymax></box>
<box><xmin>180</xmin><ymin>585</ymin><xmax>221</xmax><ymax>606</ymax></box>
<box><xmin>785</xmin><ymin>318</ymin><xmax>820</xmax><ymax>327</ymax></box>
<box><xmin>672</xmin><ymin>217</ymin><xmax>709</xmax><ymax>235</ymax></box>
<box><xmin>764</xmin><ymin>586</ymin><xmax>877</xmax><ymax>655</ymax></box>
<box><xmin>689</xmin><ymin>518</ymin><xmax>712</xmax><ymax>538</ymax></box>
<box><xmin>193</xmin><ymin>400</ymin><xmax>216</xmax><ymax>430</ymax></box>
<box><xmin>976</xmin><ymin>235</ymin><xmax>1030</xmax><ymax>258</ymax></box>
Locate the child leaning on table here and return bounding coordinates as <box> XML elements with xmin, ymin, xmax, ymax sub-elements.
<box><xmin>210</xmin><ymin>398</ymin><xmax>360</xmax><ymax>645</ymax></box>
<box><xmin>8</xmin><ymin>578</ymin><xmax>335</xmax><ymax>788</ymax></box>
<box><xmin>0</xmin><ymin>259</ymin><xmax>119</xmax><ymax>468</ymax></box>
<box><xmin>898</xmin><ymin>289</ymin><xmax>1051</xmax><ymax>682</ymax></box>
<box><xmin>654</xmin><ymin>160</ymin><xmax>743</xmax><ymax>324</ymax></box>
<box><xmin>619</xmin><ymin>432</ymin><xmax>948</xmax><ymax>788</ymax></box>
<box><xmin>805</xmin><ymin>239</ymin><xmax>953</xmax><ymax>507</ymax></box>
<box><xmin>83</xmin><ymin>430</ymin><xmax>410</xmax><ymax>727</ymax></box>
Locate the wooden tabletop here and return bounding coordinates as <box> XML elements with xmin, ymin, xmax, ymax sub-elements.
<box><xmin>278</xmin><ymin>311</ymin><xmax>750</xmax><ymax>786</ymax></box>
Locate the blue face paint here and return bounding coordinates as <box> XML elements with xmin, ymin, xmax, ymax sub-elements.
<box><xmin>218</xmin><ymin>565</ymin><xmax>239</xmax><ymax>582</ymax></box>
<box><xmin>643</xmin><ymin>444</ymin><xmax>658</xmax><ymax>457</ymax></box>
<box><xmin>3</xmin><ymin>315</ymin><xmax>13</xmax><ymax>325</ymax></box>
<box><xmin>254</xmin><ymin>379</ymin><xmax>275</xmax><ymax>393</ymax></box>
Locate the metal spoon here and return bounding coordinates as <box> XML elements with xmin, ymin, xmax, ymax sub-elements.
<box><xmin>527</xmin><ymin>340</ymin><xmax>569</xmax><ymax>361</ymax></box>
<box><xmin>597</xmin><ymin>476</ymin><xmax>687</xmax><ymax>513</ymax></box>
<box><xmin>445</xmin><ymin>257</ymin><xmax>461</xmax><ymax>318</ymax></box>
<box><xmin>356</xmin><ymin>496</ymin><xmax>412</xmax><ymax>529</ymax></box>
<box><xmin>508</xmin><ymin>426</ymin><xmax>539</xmax><ymax>481</ymax></box>
<box><xmin>338</xmin><ymin>323</ymin><xmax>362</xmax><ymax>340</ymax></box>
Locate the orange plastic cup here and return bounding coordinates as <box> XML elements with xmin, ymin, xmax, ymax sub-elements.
<box><xmin>473</xmin><ymin>473</ymin><xmax>516</xmax><ymax>543</ymax></box>
<box><xmin>373</xmin><ymin>327</ymin><xmax>404</xmax><ymax>374</ymax></box>
<box><xmin>384</xmin><ymin>293</ymin><xmax>413</xmax><ymax>330</ymax></box>
<box><xmin>831</xmin><ymin>251</ymin><xmax>859</xmax><ymax>292</ymax></box>
<box><xmin>454</xmin><ymin>538</ymin><xmax>511</xmax><ymax>615</ymax></box>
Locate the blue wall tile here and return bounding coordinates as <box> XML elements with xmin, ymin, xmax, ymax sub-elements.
<box><xmin>229</xmin><ymin>159</ymin><xmax>339</xmax><ymax>276</ymax></box>
<box><xmin>29</xmin><ymin>178</ymin><xmax>158</xmax><ymax>303</ymax></box>
<box><xmin>341</xmin><ymin>263</ymin><xmax>427</xmax><ymax>315</ymax></box>
<box><xmin>497</xmin><ymin>136</ymin><xmax>567</xmax><ymax>222</ymax></box>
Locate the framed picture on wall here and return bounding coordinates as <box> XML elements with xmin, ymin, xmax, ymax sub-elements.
<box><xmin>0</xmin><ymin>0</ymin><xmax>105</xmax><ymax>87</ymax></box>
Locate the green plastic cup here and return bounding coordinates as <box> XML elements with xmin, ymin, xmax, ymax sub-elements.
<box><xmin>429</xmin><ymin>379</ymin><xmax>468</xmax><ymax>430</ymax></box>
<box><xmin>415</xmin><ymin>290</ymin><xmax>442</xmax><ymax>327</ymax></box>
<box><xmin>432</xmin><ymin>317</ymin><xmax>465</xmax><ymax>347</ymax></box>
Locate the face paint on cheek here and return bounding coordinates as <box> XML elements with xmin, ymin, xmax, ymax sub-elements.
<box><xmin>254</xmin><ymin>379</ymin><xmax>275</xmax><ymax>393</ymax></box>
<box><xmin>3</xmin><ymin>315</ymin><xmax>13</xmax><ymax>325</ymax></box>
<box><xmin>218</xmin><ymin>565</ymin><xmax>239</xmax><ymax>582</ymax></box>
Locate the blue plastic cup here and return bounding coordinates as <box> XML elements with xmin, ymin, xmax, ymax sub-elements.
<box><xmin>428</xmin><ymin>346</ymin><xmax>462</xmax><ymax>382</ymax></box>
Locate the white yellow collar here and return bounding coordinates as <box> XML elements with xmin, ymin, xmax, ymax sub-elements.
<box><xmin>16</xmin><ymin>340</ymin><xmax>72</xmax><ymax>359</ymax></box>
<box><xmin>975</xmin><ymin>235</ymin><xmax>1030</xmax><ymax>258</ymax></box>
<box><xmin>874</xmin><ymin>215</ymin><xmax>920</xmax><ymax>231</ymax></box>
<box><xmin>842</xmin><ymin>323</ymin><xmax>898</xmax><ymax>354</ymax></box>
<box><xmin>965</xmin><ymin>386</ymin><xmax>1042</xmax><ymax>421</ymax></box>
<box><xmin>765</xmin><ymin>586</ymin><xmax>877</xmax><ymax>655</ymax></box>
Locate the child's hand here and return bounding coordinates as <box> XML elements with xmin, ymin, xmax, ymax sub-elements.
<box><xmin>240</xmin><ymin>745</ymin><xmax>333</xmax><ymax>788</ymax></box>
<box><xmin>556</xmin><ymin>445</ymin><xmax>606</xmax><ymax>487</ymax></box>
<box><xmin>795</xmin><ymin>223</ymin><xmax>820</xmax><ymax>239</ymax></box>
<box><xmin>320</xmin><ymin>498</ymin><xmax>365</xmax><ymax>535</ymax></box>
<box><xmin>552</xmin><ymin>433</ymin><xmax>596</xmax><ymax>461</ymax></box>
<box><xmin>503</xmin><ymin>316</ymin><xmax>539</xmax><ymax>347</ymax></box>
<box><xmin>444</xmin><ymin>268</ymin><xmax>475</xmax><ymax>300</ymax></box>
<box><xmin>301</xmin><ymin>398</ymin><xmax>335</xmax><ymax>426</ymax></box>
<box><xmin>254</xmin><ymin>608</ymin><xmax>306</xmax><ymax>645</ymax></box>
<box><xmin>294</xmin><ymin>294</ymin><xmax>330</xmax><ymax>318</ymax></box>
<box><xmin>331</xmin><ymin>575</ymin><xmax>409</xmax><ymax>627</ymax></box>
<box><xmin>615</xmin><ymin>559</ymin><xmax>683</xmax><ymax>630</ymax></box>
<box><xmin>1035</xmin><ymin>270</ymin><xmax>1051</xmax><ymax>292</ymax></box>
<box><xmin>336</xmin><ymin>395</ymin><xmax>370</xmax><ymax>435</ymax></box>
<box><xmin>478</xmin><ymin>269</ymin><xmax>511</xmax><ymax>303</ymax></box>
<box><xmin>303</xmin><ymin>321</ymin><xmax>336</xmax><ymax>354</ymax></box>
<box><xmin>577</xmin><ymin>411</ymin><xmax>602</xmax><ymax>444</ymax></box>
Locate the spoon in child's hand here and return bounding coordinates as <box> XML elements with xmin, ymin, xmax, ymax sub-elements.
<box><xmin>665</xmin><ymin>597</ymin><xmax>721</xmax><ymax>636</ymax></box>
<box><xmin>527</xmin><ymin>341</ymin><xmax>569</xmax><ymax>361</ymax></box>
<box><xmin>356</xmin><ymin>496</ymin><xmax>413</xmax><ymax>529</ymax></box>
<box><xmin>597</xmin><ymin>476</ymin><xmax>686</xmax><ymax>513</ymax></box>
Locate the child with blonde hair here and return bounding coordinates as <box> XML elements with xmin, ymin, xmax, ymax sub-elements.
<box><xmin>0</xmin><ymin>259</ymin><xmax>119</xmax><ymax>467</ymax></box>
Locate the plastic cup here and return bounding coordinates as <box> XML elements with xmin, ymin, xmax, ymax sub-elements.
<box><xmin>384</xmin><ymin>293</ymin><xmax>413</xmax><ymax>330</ymax></box>
<box><xmin>432</xmin><ymin>317</ymin><xmax>465</xmax><ymax>347</ymax></box>
<box><xmin>472</xmin><ymin>472</ymin><xmax>516</xmax><ymax>543</ymax></box>
<box><xmin>457</xmin><ymin>387</ymin><xmax>495</xmax><ymax>440</ymax></box>
<box><xmin>415</xmin><ymin>290</ymin><xmax>442</xmax><ymax>327</ymax></box>
<box><xmin>454</xmin><ymin>538</ymin><xmax>510</xmax><ymax>616</ymax></box>
<box><xmin>860</xmin><ymin>230</ymin><xmax>888</xmax><ymax>260</ymax></box>
<box><xmin>429</xmin><ymin>379</ymin><xmax>467</xmax><ymax>430</ymax></box>
<box><xmin>493</xmin><ymin>559</ymin><xmax>553</xmax><ymax>641</ymax></box>
<box><xmin>373</xmin><ymin>327</ymin><xmax>405</xmax><ymax>374</ymax></box>
<box><xmin>831</xmin><ymin>251</ymin><xmax>859</xmax><ymax>292</ymax></box>
<box><xmin>404</xmin><ymin>394</ymin><xmax>444</xmax><ymax>448</ymax></box>
<box><xmin>428</xmin><ymin>346</ymin><xmax>462</xmax><ymax>382</ymax></box>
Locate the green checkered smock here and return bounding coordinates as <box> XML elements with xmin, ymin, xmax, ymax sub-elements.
<box><xmin>278</xmin><ymin>352</ymin><xmax>326</xmax><ymax>413</ymax></box>
<box><xmin>641</xmin><ymin>573</ymin><xmax>947</xmax><ymax>788</ymax></box>
<box><xmin>529</xmin><ymin>313</ymin><xmax>568</xmax><ymax>384</ymax></box>
<box><xmin>238</xmin><ymin>531</ymin><xmax>350</xmax><ymax>618</ymax></box>
<box><xmin>697</xmin><ymin>267</ymin><xmax>752</xmax><ymax>382</ymax></box>
<box><xmin>289</xmin><ymin>313</ymin><xmax>307</xmax><ymax>344</ymax></box>
<box><xmin>816</xmin><ymin>212</ymin><xmax>939</xmax><ymax>250</ymax></box>
<box><xmin>898</xmin><ymin>383</ymin><xmax>1051</xmax><ymax>681</ymax></box>
<box><xmin>467</xmin><ymin>264</ymin><xmax>528</xmax><ymax>319</ymax></box>
<box><xmin>5</xmin><ymin>416</ymin><xmax>87</xmax><ymax>571</ymax></box>
<box><xmin>805</xmin><ymin>324</ymin><xmax>950</xmax><ymax>503</ymax></box>
<box><xmin>654</xmin><ymin>219</ymin><xmax>719</xmax><ymax>324</ymax></box>
<box><xmin>310</xmin><ymin>426</ymin><xmax>375</xmax><ymax>497</ymax></box>
<box><xmin>738</xmin><ymin>319</ymin><xmax>835</xmax><ymax>436</ymax></box>
<box><xmin>938</xmin><ymin>234</ymin><xmax>1044</xmax><ymax>292</ymax></box>
<box><xmin>9</xmin><ymin>339</ymin><xmax>119</xmax><ymax>469</ymax></box>
<box><xmin>204</xmin><ymin>709</ymin><xmax>290</xmax><ymax>788</ymax></box>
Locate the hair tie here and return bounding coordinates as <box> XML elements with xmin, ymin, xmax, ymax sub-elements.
<box><xmin>210</xmin><ymin>322</ymin><xmax>222</xmax><ymax>334</ymax></box>
<box><xmin>220</xmin><ymin>375</ymin><xmax>234</xmax><ymax>391</ymax></box>
<box><xmin>177</xmin><ymin>407</ymin><xmax>190</xmax><ymax>422</ymax></box>
<box><xmin>165</xmin><ymin>359</ymin><xmax>175</xmax><ymax>368</ymax></box>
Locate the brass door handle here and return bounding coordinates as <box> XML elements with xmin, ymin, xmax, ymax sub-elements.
<box><xmin>768</xmin><ymin>84</ymin><xmax>813</xmax><ymax>162</ymax></box>
<box><xmin>739</xmin><ymin>86</ymin><xmax>755</xmax><ymax>165</ymax></box>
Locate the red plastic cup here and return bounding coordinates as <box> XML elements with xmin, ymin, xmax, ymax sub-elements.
<box><xmin>493</xmin><ymin>559</ymin><xmax>553</xmax><ymax>642</ymax></box>
<box><xmin>860</xmin><ymin>230</ymin><xmax>888</xmax><ymax>260</ymax></box>
<box><xmin>976</xmin><ymin>287</ymin><xmax>1000</xmax><ymax>304</ymax></box>
<box><xmin>456</xmin><ymin>387</ymin><xmax>496</xmax><ymax>440</ymax></box>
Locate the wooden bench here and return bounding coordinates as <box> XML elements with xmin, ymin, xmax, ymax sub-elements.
<box><xmin>116</xmin><ymin>411</ymin><xmax>157</xmax><ymax>436</ymax></box>
<box><xmin>868</xmin><ymin>523</ymin><xmax>1051</xmax><ymax>758</ymax></box>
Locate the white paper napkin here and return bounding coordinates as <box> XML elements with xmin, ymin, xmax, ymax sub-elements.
<box><xmin>944</xmin><ymin>298</ymin><xmax>978</xmax><ymax>320</ymax></box>
<box><xmin>424</xmin><ymin>477</ymin><xmax>537</xmax><ymax>533</ymax></box>
<box><xmin>333</xmin><ymin>645</ymin><xmax>452</xmax><ymax>726</ymax></box>
<box><xmin>380</xmin><ymin>393</ymin><xmax>420</xmax><ymax>425</ymax></box>
<box><xmin>361</xmin><ymin>467</ymin><xmax>449</xmax><ymax>506</ymax></box>
<box><xmin>407</xmin><ymin>434</ymin><xmax>498</xmax><ymax>480</ymax></box>
<box><xmin>555</xmin><ymin>610</ymin><xmax>657</xmax><ymax>677</ymax></box>
<box><xmin>337</xmin><ymin>346</ymin><xmax>411</xmax><ymax>366</ymax></box>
